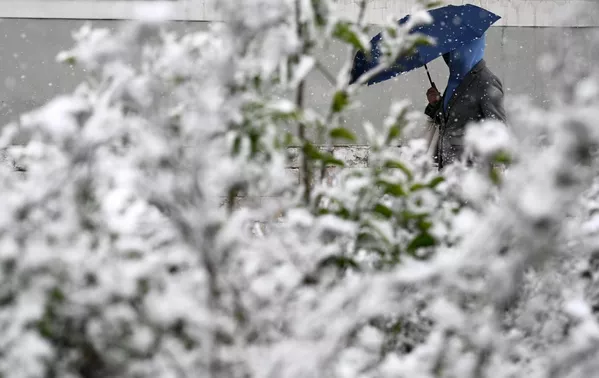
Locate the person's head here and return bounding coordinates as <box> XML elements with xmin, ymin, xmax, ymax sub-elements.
<box><xmin>442</xmin><ymin>35</ymin><xmax>486</xmax><ymax>79</ymax></box>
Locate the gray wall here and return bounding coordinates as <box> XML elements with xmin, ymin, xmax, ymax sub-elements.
<box><xmin>0</xmin><ymin>19</ymin><xmax>200</xmax><ymax>121</ymax></box>
<box><xmin>311</xmin><ymin>27</ymin><xmax>596</xmax><ymax>142</ymax></box>
<box><xmin>0</xmin><ymin>19</ymin><xmax>593</xmax><ymax>142</ymax></box>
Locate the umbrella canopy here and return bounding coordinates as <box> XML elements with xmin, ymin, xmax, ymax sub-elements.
<box><xmin>349</xmin><ymin>4</ymin><xmax>501</xmax><ymax>86</ymax></box>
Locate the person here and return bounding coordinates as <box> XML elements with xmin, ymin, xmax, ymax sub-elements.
<box><xmin>425</xmin><ymin>35</ymin><xmax>507</xmax><ymax>170</ymax></box>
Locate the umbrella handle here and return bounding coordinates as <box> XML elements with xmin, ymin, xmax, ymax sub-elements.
<box><xmin>424</xmin><ymin>64</ymin><xmax>436</xmax><ymax>90</ymax></box>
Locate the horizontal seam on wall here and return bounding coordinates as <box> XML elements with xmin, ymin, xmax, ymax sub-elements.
<box><xmin>0</xmin><ymin>0</ymin><xmax>597</xmax><ymax>27</ymax></box>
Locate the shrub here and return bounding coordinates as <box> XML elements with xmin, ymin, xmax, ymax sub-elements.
<box><xmin>1</xmin><ymin>1</ymin><xmax>599</xmax><ymax>377</ymax></box>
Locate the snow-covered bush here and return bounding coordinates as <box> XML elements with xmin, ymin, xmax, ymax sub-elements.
<box><xmin>1</xmin><ymin>0</ymin><xmax>599</xmax><ymax>377</ymax></box>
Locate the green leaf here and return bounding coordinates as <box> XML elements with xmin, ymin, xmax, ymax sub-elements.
<box><xmin>358</xmin><ymin>222</ymin><xmax>392</xmax><ymax>248</ymax></box>
<box><xmin>249</xmin><ymin>129</ymin><xmax>261</xmax><ymax>156</ymax></box>
<box><xmin>417</xmin><ymin>220</ymin><xmax>433</xmax><ymax>232</ymax></box>
<box><xmin>377</xmin><ymin>180</ymin><xmax>405</xmax><ymax>197</ymax></box>
<box><xmin>357</xmin><ymin>231</ymin><xmax>378</xmax><ymax>246</ymax></box>
<box><xmin>386</xmin><ymin>125</ymin><xmax>401</xmax><ymax>144</ymax></box>
<box><xmin>37</xmin><ymin>318</ymin><xmax>53</xmax><ymax>338</ymax></box>
<box><xmin>410</xmin><ymin>183</ymin><xmax>425</xmax><ymax>191</ymax></box>
<box><xmin>137</xmin><ymin>278</ymin><xmax>150</xmax><ymax>295</ymax></box>
<box><xmin>50</xmin><ymin>287</ymin><xmax>65</xmax><ymax>303</ymax></box>
<box><xmin>373</xmin><ymin>203</ymin><xmax>394</xmax><ymax>218</ymax></box>
<box><xmin>333</xmin><ymin>22</ymin><xmax>366</xmax><ymax>51</ymax></box>
<box><xmin>304</xmin><ymin>142</ymin><xmax>321</xmax><ymax>160</ymax></box>
<box><xmin>388</xmin><ymin>319</ymin><xmax>403</xmax><ymax>334</ymax></box>
<box><xmin>410</xmin><ymin>176</ymin><xmax>444</xmax><ymax>192</ymax></box>
<box><xmin>318</xmin><ymin>255</ymin><xmax>361</xmax><ymax>271</ymax></box>
<box><xmin>332</xmin><ymin>90</ymin><xmax>350</xmax><ymax>113</ymax></box>
<box><xmin>407</xmin><ymin>233</ymin><xmax>436</xmax><ymax>253</ymax></box>
<box><xmin>322</xmin><ymin>154</ymin><xmax>345</xmax><ymax>167</ymax></box>
<box><xmin>174</xmin><ymin>76</ymin><xmax>188</xmax><ymax>85</ymax></box>
<box><xmin>319</xmin><ymin>198</ymin><xmax>352</xmax><ymax>218</ymax></box>
<box><xmin>425</xmin><ymin>1</ymin><xmax>444</xmax><ymax>9</ymax></box>
<box><xmin>272</xmin><ymin>110</ymin><xmax>300</xmax><ymax>122</ymax></box>
<box><xmin>413</xmin><ymin>36</ymin><xmax>433</xmax><ymax>48</ymax></box>
<box><xmin>330</xmin><ymin>127</ymin><xmax>357</xmax><ymax>142</ymax></box>
<box><xmin>317</xmin><ymin>207</ymin><xmax>331</xmax><ymax>216</ymax></box>
<box><xmin>383</xmin><ymin>161</ymin><xmax>413</xmax><ymax>180</ymax></box>
<box><xmin>283</xmin><ymin>132</ymin><xmax>295</xmax><ymax>147</ymax></box>
<box><xmin>232</xmin><ymin>135</ymin><xmax>242</xmax><ymax>155</ymax></box>
<box><xmin>61</xmin><ymin>55</ymin><xmax>77</xmax><ymax>65</ymax></box>
<box><xmin>311</xmin><ymin>0</ymin><xmax>329</xmax><ymax>27</ymax></box>
<box><xmin>428</xmin><ymin>176</ymin><xmax>444</xmax><ymax>188</ymax></box>
<box><xmin>304</xmin><ymin>143</ymin><xmax>344</xmax><ymax>167</ymax></box>
<box><xmin>386</xmin><ymin>184</ymin><xmax>405</xmax><ymax>196</ymax></box>
<box><xmin>401</xmin><ymin>210</ymin><xmax>428</xmax><ymax>221</ymax></box>
<box><xmin>493</xmin><ymin>151</ymin><xmax>512</xmax><ymax>165</ymax></box>
<box><xmin>386</xmin><ymin>27</ymin><xmax>398</xmax><ymax>39</ymax></box>
<box><xmin>253</xmin><ymin>75</ymin><xmax>262</xmax><ymax>88</ymax></box>
<box><xmin>489</xmin><ymin>166</ymin><xmax>502</xmax><ymax>186</ymax></box>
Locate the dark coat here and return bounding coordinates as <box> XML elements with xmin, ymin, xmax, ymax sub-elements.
<box><xmin>425</xmin><ymin>60</ymin><xmax>506</xmax><ymax>169</ymax></box>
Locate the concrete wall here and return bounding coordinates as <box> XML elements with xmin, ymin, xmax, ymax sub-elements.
<box><xmin>0</xmin><ymin>19</ymin><xmax>201</xmax><ymax>122</ymax></box>
<box><xmin>0</xmin><ymin>1</ymin><xmax>595</xmax><ymax>27</ymax></box>
<box><xmin>0</xmin><ymin>1</ymin><xmax>597</xmax><ymax>143</ymax></box>
<box><xmin>311</xmin><ymin>26</ymin><xmax>599</xmax><ymax>142</ymax></box>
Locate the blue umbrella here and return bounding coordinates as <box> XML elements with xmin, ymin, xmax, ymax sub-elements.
<box><xmin>349</xmin><ymin>4</ymin><xmax>501</xmax><ymax>86</ymax></box>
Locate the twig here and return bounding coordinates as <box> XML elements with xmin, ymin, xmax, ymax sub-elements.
<box><xmin>148</xmin><ymin>193</ymin><xmax>224</xmax><ymax>378</ymax></box>
<box><xmin>315</xmin><ymin>61</ymin><xmax>336</xmax><ymax>85</ymax></box>
<box><xmin>319</xmin><ymin>0</ymin><xmax>370</xmax><ymax>181</ymax></box>
<box><xmin>295</xmin><ymin>0</ymin><xmax>312</xmax><ymax>204</ymax></box>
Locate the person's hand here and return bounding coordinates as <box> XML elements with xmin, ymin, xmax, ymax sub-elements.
<box><xmin>427</xmin><ymin>86</ymin><xmax>441</xmax><ymax>104</ymax></box>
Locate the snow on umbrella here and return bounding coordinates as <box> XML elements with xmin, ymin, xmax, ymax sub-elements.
<box><xmin>349</xmin><ymin>4</ymin><xmax>501</xmax><ymax>86</ymax></box>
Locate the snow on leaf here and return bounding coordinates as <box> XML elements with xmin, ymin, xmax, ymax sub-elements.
<box><xmin>1</xmin><ymin>2</ymin><xmax>599</xmax><ymax>378</ymax></box>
